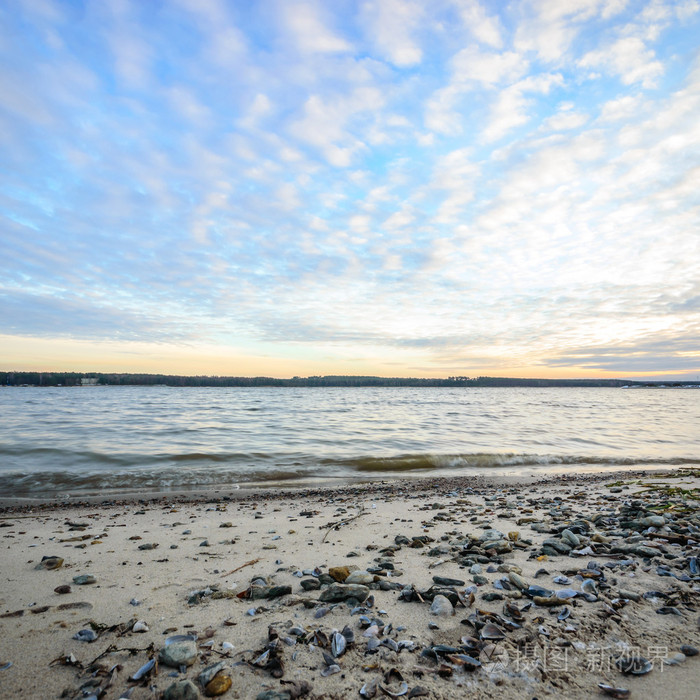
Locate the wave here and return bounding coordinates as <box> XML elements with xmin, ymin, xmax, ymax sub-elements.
<box><xmin>0</xmin><ymin>451</ymin><xmax>698</xmax><ymax>498</ymax></box>
<box><xmin>333</xmin><ymin>453</ymin><xmax>700</xmax><ymax>472</ymax></box>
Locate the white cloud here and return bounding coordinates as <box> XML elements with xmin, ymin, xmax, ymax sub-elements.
<box><xmin>282</xmin><ymin>2</ymin><xmax>353</xmax><ymax>53</ymax></box>
<box><xmin>579</xmin><ymin>36</ymin><xmax>664</xmax><ymax>87</ymax></box>
<box><xmin>483</xmin><ymin>73</ymin><xmax>564</xmax><ymax>142</ymax></box>
<box><xmin>289</xmin><ymin>88</ymin><xmax>385</xmax><ymax>166</ymax></box>
<box><xmin>166</xmin><ymin>86</ymin><xmax>211</xmax><ymax>125</ymax></box>
<box><xmin>424</xmin><ymin>47</ymin><xmax>527</xmax><ymax>135</ymax></box>
<box><xmin>452</xmin><ymin>0</ymin><xmax>504</xmax><ymax>48</ymax></box>
<box><xmin>598</xmin><ymin>93</ymin><xmax>645</xmax><ymax>121</ymax></box>
<box><xmin>360</xmin><ymin>0</ymin><xmax>424</xmax><ymax>66</ymax></box>
<box><xmin>451</xmin><ymin>46</ymin><xmax>525</xmax><ymax>85</ymax></box>
<box><xmin>542</xmin><ymin>109</ymin><xmax>589</xmax><ymax>132</ymax></box>
<box><xmin>514</xmin><ymin>0</ymin><xmax>629</xmax><ymax>62</ymax></box>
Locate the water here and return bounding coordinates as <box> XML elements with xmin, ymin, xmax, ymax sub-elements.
<box><xmin>1</xmin><ymin>386</ymin><xmax>698</xmax><ymax>498</ymax></box>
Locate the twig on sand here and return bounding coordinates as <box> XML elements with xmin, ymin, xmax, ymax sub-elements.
<box><xmin>220</xmin><ymin>557</ymin><xmax>261</xmax><ymax>577</ymax></box>
<box><xmin>321</xmin><ymin>508</ymin><xmax>367</xmax><ymax>543</ymax></box>
<box><xmin>87</xmin><ymin>643</ymin><xmax>154</xmax><ymax>667</ymax></box>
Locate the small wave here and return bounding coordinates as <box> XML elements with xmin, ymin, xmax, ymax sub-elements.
<box><xmin>330</xmin><ymin>452</ymin><xmax>700</xmax><ymax>473</ymax></box>
<box><xmin>1</xmin><ymin>452</ymin><xmax>698</xmax><ymax>498</ymax></box>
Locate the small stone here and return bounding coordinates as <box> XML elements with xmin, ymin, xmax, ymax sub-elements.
<box><xmin>561</xmin><ymin>529</ymin><xmax>580</xmax><ymax>547</ymax></box>
<box><xmin>198</xmin><ymin>661</ymin><xmax>227</xmax><ymax>687</ymax></box>
<box><xmin>680</xmin><ymin>645</ymin><xmax>698</xmax><ymax>657</ymax></box>
<box><xmin>255</xmin><ymin>692</ymin><xmax>291</xmax><ymax>700</ymax></box>
<box><xmin>205</xmin><ymin>673</ymin><xmax>232</xmax><ymax>696</ymax></box>
<box><xmin>37</xmin><ymin>556</ymin><xmax>64</xmax><ymax>570</ymax></box>
<box><xmin>300</xmin><ymin>578</ymin><xmax>321</xmax><ymax>591</ymax></box>
<box><xmin>138</xmin><ymin>543</ymin><xmax>159</xmax><ymax>550</ymax></box>
<box><xmin>219</xmin><ymin>522</ymin><xmax>233</xmax><ymax>528</ymax></box>
<box><xmin>72</xmin><ymin>574</ymin><xmax>96</xmax><ymax>585</ymax></box>
<box><xmin>132</xmin><ymin>620</ymin><xmax>149</xmax><ymax>632</ymax></box>
<box><xmin>73</xmin><ymin>629</ymin><xmax>98</xmax><ymax>642</ymax></box>
<box><xmin>345</xmin><ymin>571</ymin><xmax>374</xmax><ymax>584</ymax></box>
<box><xmin>54</xmin><ymin>585</ymin><xmax>71</xmax><ymax>594</ymax></box>
<box><xmin>328</xmin><ymin>566</ymin><xmax>351</xmax><ymax>582</ymax></box>
<box><xmin>159</xmin><ymin>640</ymin><xmax>198</xmax><ymax>667</ymax></box>
<box><xmin>248</xmin><ymin>585</ymin><xmax>292</xmax><ymax>600</ymax></box>
<box><xmin>430</xmin><ymin>594</ymin><xmax>454</xmax><ymax>617</ymax></box>
<box><xmin>319</xmin><ymin>583</ymin><xmax>370</xmax><ymax>603</ymax></box>
<box><xmin>432</xmin><ymin>576</ymin><xmax>465</xmax><ymax>586</ymax></box>
<box><xmin>164</xmin><ymin>680</ymin><xmax>201</xmax><ymax>700</ymax></box>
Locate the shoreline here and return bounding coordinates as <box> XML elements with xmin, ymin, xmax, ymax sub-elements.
<box><xmin>0</xmin><ymin>464</ymin><xmax>693</xmax><ymax>511</ymax></box>
<box><xmin>0</xmin><ymin>468</ymin><xmax>698</xmax><ymax>699</ymax></box>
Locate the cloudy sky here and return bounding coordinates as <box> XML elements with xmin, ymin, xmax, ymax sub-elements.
<box><xmin>1</xmin><ymin>0</ymin><xmax>699</xmax><ymax>379</ymax></box>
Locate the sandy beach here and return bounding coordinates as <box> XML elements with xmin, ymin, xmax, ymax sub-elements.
<box><xmin>1</xmin><ymin>469</ymin><xmax>699</xmax><ymax>699</ymax></box>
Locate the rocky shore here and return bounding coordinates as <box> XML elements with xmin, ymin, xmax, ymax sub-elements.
<box><xmin>1</xmin><ymin>469</ymin><xmax>699</xmax><ymax>699</ymax></box>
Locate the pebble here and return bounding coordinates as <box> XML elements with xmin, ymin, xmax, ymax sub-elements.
<box><xmin>72</xmin><ymin>574</ymin><xmax>96</xmax><ymax>585</ymax></box>
<box><xmin>37</xmin><ymin>556</ymin><xmax>64</xmax><ymax>570</ymax></box>
<box><xmin>430</xmin><ymin>594</ymin><xmax>454</xmax><ymax>617</ymax></box>
<box><xmin>164</xmin><ymin>680</ymin><xmax>201</xmax><ymax>700</ymax></box>
<box><xmin>319</xmin><ymin>583</ymin><xmax>370</xmax><ymax>603</ymax></box>
<box><xmin>73</xmin><ymin>629</ymin><xmax>98</xmax><ymax>642</ymax></box>
<box><xmin>205</xmin><ymin>673</ymin><xmax>232</xmax><ymax>696</ymax></box>
<box><xmin>345</xmin><ymin>571</ymin><xmax>374</xmax><ymax>584</ymax></box>
<box><xmin>54</xmin><ymin>585</ymin><xmax>71</xmax><ymax>594</ymax></box>
<box><xmin>198</xmin><ymin>661</ymin><xmax>227</xmax><ymax>687</ymax></box>
<box><xmin>328</xmin><ymin>566</ymin><xmax>351</xmax><ymax>582</ymax></box>
<box><xmin>159</xmin><ymin>640</ymin><xmax>198</xmax><ymax>668</ymax></box>
<box><xmin>300</xmin><ymin>578</ymin><xmax>320</xmax><ymax>591</ymax></box>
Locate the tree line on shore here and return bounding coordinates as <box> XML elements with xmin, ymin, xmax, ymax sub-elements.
<box><xmin>0</xmin><ymin>371</ymin><xmax>674</xmax><ymax>388</ymax></box>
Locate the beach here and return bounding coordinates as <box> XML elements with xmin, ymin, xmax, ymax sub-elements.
<box><xmin>1</xmin><ymin>469</ymin><xmax>699</xmax><ymax>699</ymax></box>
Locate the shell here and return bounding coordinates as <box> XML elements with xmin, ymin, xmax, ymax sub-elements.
<box><xmin>581</xmin><ymin>579</ymin><xmax>598</xmax><ymax>596</ymax></box>
<box><xmin>616</xmin><ymin>656</ymin><xmax>652</xmax><ymax>675</ymax></box>
<box><xmin>165</xmin><ymin>634</ymin><xmax>197</xmax><ymax>645</ymax></box>
<box><xmin>479</xmin><ymin>623</ymin><xmax>506</xmax><ymax>641</ymax></box>
<box><xmin>378</xmin><ymin>681</ymin><xmax>408</xmax><ymax>697</ymax></box>
<box><xmin>331</xmin><ymin>631</ymin><xmax>347</xmax><ymax>658</ymax></box>
<box><xmin>360</xmin><ymin>679</ymin><xmax>378</xmax><ymax>698</ymax></box>
<box><xmin>598</xmin><ymin>683</ymin><xmax>631</xmax><ymax>698</ymax></box>
<box><xmin>129</xmin><ymin>658</ymin><xmax>155</xmax><ymax>681</ymax></box>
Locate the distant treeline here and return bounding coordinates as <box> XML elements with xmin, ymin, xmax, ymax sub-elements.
<box><xmin>0</xmin><ymin>371</ymin><xmax>680</xmax><ymax>388</ymax></box>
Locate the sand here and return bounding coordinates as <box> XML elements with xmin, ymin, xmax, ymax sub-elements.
<box><xmin>0</xmin><ymin>469</ymin><xmax>699</xmax><ymax>699</ymax></box>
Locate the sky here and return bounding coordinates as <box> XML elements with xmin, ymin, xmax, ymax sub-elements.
<box><xmin>1</xmin><ymin>0</ymin><xmax>700</xmax><ymax>380</ymax></box>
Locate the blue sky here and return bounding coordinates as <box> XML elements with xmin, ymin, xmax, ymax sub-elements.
<box><xmin>1</xmin><ymin>0</ymin><xmax>699</xmax><ymax>378</ymax></box>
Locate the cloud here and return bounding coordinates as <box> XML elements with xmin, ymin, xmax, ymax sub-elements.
<box><xmin>1</xmin><ymin>0</ymin><xmax>699</xmax><ymax>377</ymax></box>
<box><xmin>579</xmin><ymin>36</ymin><xmax>664</xmax><ymax>87</ymax></box>
<box><xmin>281</xmin><ymin>2</ymin><xmax>352</xmax><ymax>53</ymax></box>
<box><xmin>360</xmin><ymin>0</ymin><xmax>424</xmax><ymax>67</ymax></box>
<box><xmin>514</xmin><ymin>0</ymin><xmax>629</xmax><ymax>63</ymax></box>
<box><xmin>289</xmin><ymin>88</ymin><xmax>384</xmax><ymax>166</ymax></box>
<box><xmin>453</xmin><ymin>0</ymin><xmax>504</xmax><ymax>48</ymax></box>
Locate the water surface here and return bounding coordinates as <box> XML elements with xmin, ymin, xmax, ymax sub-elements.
<box><xmin>1</xmin><ymin>386</ymin><xmax>698</xmax><ymax>497</ymax></box>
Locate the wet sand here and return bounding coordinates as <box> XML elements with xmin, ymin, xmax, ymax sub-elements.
<box><xmin>1</xmin><ymin>469</ymin><xmax>699</xmax><ymax>699</ymax></box>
